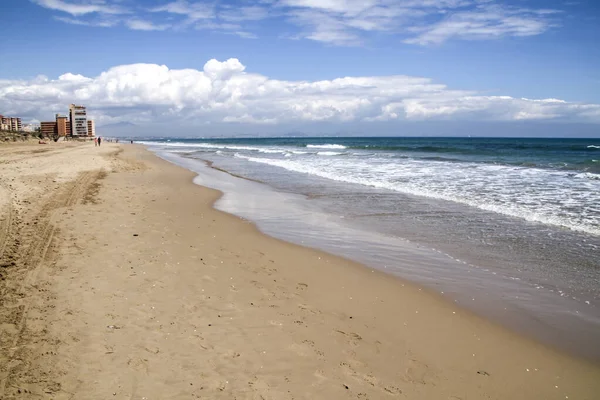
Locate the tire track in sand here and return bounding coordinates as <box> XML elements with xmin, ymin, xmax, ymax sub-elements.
<box><xmin>0</xmin><ymin>170</ymin><xmax>103</xmax><ymax>398</ymax></box>
<box><xmin>0</xmin><ymin>193</ymin><xmax>15</xmax><ymax>265</ymax></box>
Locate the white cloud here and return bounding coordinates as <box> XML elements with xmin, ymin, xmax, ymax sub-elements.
<box><xmin>282</xmin><ymin>1</ymin><xmax>558</xmax><ymax>46</ymax></box>
<box><xmin>35</xmin><ymin>0</ymin><xmax>561</xmax><ymax>46</ymax></box>
<box><xmin>126</xmin><ymin>19</ymin><xmax>171</xmax><ymax>31</ymax></box>
<box><xmin>33</xmin><ymin>0</ymin><xmax>127</xmax><ymax>16</ymax></box>
<box><xmin>58</xmin><ymin>72</ymin><xmax>92</xmax><ymax>82</ymax></box>
<box><xmin>1</xmin><ymin>59</ymin><xmax>598</xmax><ymax>127</ymax></box>
<box><xmin>219</xmin><ymin>6</ymin><xmax>270</xmax><ymax>22</ymax></box>
<box><xmin>54</xmin><ymin>15</ymin><xmax>117</xmax><ymax>27</ymax></box>
<box><xmin>150</xmin><ymin>0</ymin><xmax>215</xmax><ymax>24</ymax></box>
<box><xmin>230</xmin><ymin>31</ymin><xmax>259</xmax><ymax>39</ymax></box>
<box><xmin>405</xmin><ymin>4</ymin><xmax>557</xmax><ymax>45</ymax></box>
<box><xmin>194</xmin><ymin>22</ymin><xmax>257</xmax><ymax>39</ymax></box>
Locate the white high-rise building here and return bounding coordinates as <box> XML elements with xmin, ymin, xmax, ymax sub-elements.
<box><xmin>69</xmin><ymin>104</ymin><xmax>88</xmax><ymax>136</ymax></box>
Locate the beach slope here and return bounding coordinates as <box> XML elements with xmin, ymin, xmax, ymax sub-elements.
<box><xmin>0</xmin><ymin>142</ymin><xmax>599</xmax><ymax>399</ymax></box>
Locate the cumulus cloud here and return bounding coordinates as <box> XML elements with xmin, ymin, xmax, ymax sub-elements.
<box><xmin>1</xmin><ymin>59</ymin><xmax>598</xmax><ymax>127</ymax></box>
<box><xmin>33</xmin><ymin>0</ymin><xmax>561</xmax><ymax>46</ymax></box>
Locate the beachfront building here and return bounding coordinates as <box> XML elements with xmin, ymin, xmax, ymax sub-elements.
<box><xmin>33</xmin><ymin>105</ymin><xmax>94</xmax><ymax>138</ymax></box>
<box><xmin>40</xmin><ymin>121</ymin><xmax>56</xmax><ymax>136</ymax></box>
<box><xmin>69</xmin><ymin>104</ymin><xmax>88</xmax><ymax>137</ymax></box>
<box><xmin>11</xmin><ymin>117</ymin><xmax>22</xmax><ymax>131</ymax></box>
<box><xmin>0</xmin><ymin>116</ymin><xmax>8</xmax><ymax>131</ymax></box>
<box><xmin>56</xmin><ymin>114</ymin><xmax>70</xmax><ymax>136</ymax></box>
<box><xmin>40</xmin><ymin>114</ymin><xmax>73</xmax><ymax>137</ymax></box>
<box><xmin>87</xmin><ymin>120</ymin><xmax>95</xmax><ymax>137</ymax></box>
<box><xmin>0</xmin><ymin>115</ymin><xmax>22</xmax><ymax>131</ymax></box>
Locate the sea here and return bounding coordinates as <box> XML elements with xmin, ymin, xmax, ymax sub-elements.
<box><xmin>137</xmin><ymin>137</ymin><xmax>600</xmax><ymax>361</ymax></box>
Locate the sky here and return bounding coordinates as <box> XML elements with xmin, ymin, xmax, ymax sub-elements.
<box><xmin>0</xmin><ymin>0</ymin><xmax>599</xmax><ymax>137</ymax></box>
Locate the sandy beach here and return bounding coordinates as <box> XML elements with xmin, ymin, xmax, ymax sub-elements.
<box><xmin>1</xmin><ymin>141</ymin><xmax>599</xmax><ymax>399</ymax></box>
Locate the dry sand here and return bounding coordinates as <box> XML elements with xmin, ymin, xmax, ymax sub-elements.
<box><xmin>0</xmin><ymin>142</ymin><xmax>599</xmax><ymax>399</ymax></box>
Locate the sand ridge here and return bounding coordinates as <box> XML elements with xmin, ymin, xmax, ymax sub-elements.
<box><xmin>0</xmin><ymin>142</ymin><xmax>599</xmax><ymax>399</ymax></box>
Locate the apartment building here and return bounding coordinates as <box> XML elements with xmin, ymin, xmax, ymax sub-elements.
<box><xmin>0</xmin><ymin>115</ymin><xmax>22</xmax><ymax>131</ymax></box>
<box><xmin>56</xmin><ymin>114</ymin><xmax>70</xmax><ymax>136</ymax></box>
<box><xmin>12</xmin><ymin>105</ymin><xmax>95</xmax><ymax>137</ymax></box>
<box><xmin>87</xmin><ymin>120</ymin><xmax>95</xmax><ymax>137</ymax></box>
<box><xmin>0</xmin><ymin>116</ymin><xmax>8</xmax><ymax>131</ymax></box>
<box><xmin>69</xmin><ymin>104</ymin><xmax>88</xmax><ymax>136</ymax></box>
<box><xmin>40</xmin><ymin>121</ymin><xmax>57</xmax><ymax>136</ymax></box>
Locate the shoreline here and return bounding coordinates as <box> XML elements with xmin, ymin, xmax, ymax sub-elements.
<box><xmin>155</xmin><ymin>146</ymin><xmax>600</xmax><ymax>363</ymax></box>
<box><xmin>1</xmin><ymin>142</ymin><xmax>599</xmax><ymax>399</ymax></box>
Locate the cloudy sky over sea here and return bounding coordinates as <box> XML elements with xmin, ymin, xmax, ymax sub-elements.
<box><xmin>1</xmin><ymin>0</ymin><xmax>599</xmax><ymax>136</ymax></box>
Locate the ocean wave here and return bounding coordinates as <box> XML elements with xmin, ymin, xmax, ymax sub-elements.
<box><xmin>317</xmin><ymin>151</ymin><xmax>344</xmax><ymax>156</ymax></box>
<box><xmin>139</xmin><ymin>141</ymin><xmax>289</xmax><ymax>154</ymax></box>
<box><xmin>348</xmin><ymin>144</ymin><xmax>483</xmax><ymax>154</ymax></box>
<box><xmin>417</xmin><ymin>156</ymin><xmax>464</xmax><ymax>162</ymax></box>
<box><xmin>139</xmin><ymin>141</ymin><xmax>244</xmax><ymax>150</ymax></box>
<box><xmin>347</xmin><ymin>142</ymin><xmax>600</xmax><ymax>154</ymax></box>
<box><xmin>137</xmin><ymin>140</ymin><xmax>185</xmax><ymax>146</ymax></box>
<box><xmin>232</xmin><ymin>154</ymin><xmax>600</xmax><ymax>236</ymax></box>
<box><xmin>579</xmin><ymin>172</ymin><xmax>600</xmax><ymax>180</ymax></box>
<box><xmin>306</xmin><ymin>144</ymin><xmax>347</xmax><ymax>149</ymax></box>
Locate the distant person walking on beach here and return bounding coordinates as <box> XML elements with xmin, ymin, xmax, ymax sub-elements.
<box><xmin>98</xmin><ymin>137</ymin><xmax>102</xmax><ymax>146</ymax></box>
<box><xmin>94</xmin><ymin>137</ymin><xmax>98</xmax><ymax>147</ymax></box>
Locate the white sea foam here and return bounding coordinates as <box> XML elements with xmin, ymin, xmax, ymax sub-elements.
<box><xmin>306</xmin><ymin>144</ymin><xmax>347</xmax><ymax>149</ymax></box>
<box><xmin>588</xmin><ymin>145</ymin><xmax>600</xmax><ymax>149</ymax></box>
<box><xmin>317</xmin><ymin>151</ymin><xmax>343</xmax><ymax>156</ymax></box>
<box><xmin>581</xmin><ymin>172</ymin><xmax>600</xmax><ymax>180</ymax></box>
<box><xmin>233</xmin><ymin>153</ymin><xmax>600</xmax><ymax>236</ymax></box>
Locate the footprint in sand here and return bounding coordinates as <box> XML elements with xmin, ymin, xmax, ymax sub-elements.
<box><xmin>403</xmin><ymin>358</ymin><xmax>432</xmax><ymax>385</ymax></box>
<box><xmin>296</xmin><ymin>282</ymin><xmax>308</xmax><ymax>291</ymax></box>
<box><xmin>313</xmin><ymin>369</ymin><xmax>328</xmax><ymax>384</ymax></box>
<box><xmin>384</xmin><ymin>385</ymin><xmax>403</xmax><ymax>395</ymax></box>
<box><xmin>288</xmin><ymin>342</ymin><xmax>315</xmax><ymax>357</ymax></box>
<box><xmin>340</xmin><ymin>361</ymin><xmax>403</xmax><ymax>396</ymax></box>
<box><xmin>335</xmin><ymin>330</ymin><xmax>363</xmax><ymax>346</ymax></box>
<box><xmin>298</xmin><ymin>303</ymin><xmax>322</xmax><ymax>315</ymax></box>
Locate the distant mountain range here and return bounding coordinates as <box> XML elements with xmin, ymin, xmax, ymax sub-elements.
<box><xmin>98</xmin><ymin>121</ymin><xmax>137</xmax><ymax>128</ymax></box>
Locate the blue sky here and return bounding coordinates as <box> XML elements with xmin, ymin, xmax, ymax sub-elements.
<box><xmin>1</xmin><ymin>0</ymin><xmax>599</xmax><ymax>136</ymax></box>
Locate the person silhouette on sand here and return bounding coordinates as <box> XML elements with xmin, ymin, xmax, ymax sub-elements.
<box><xmin>98</xmin><ymin>137</ymin><xmax>102</xmax><ymax>146</ymax></box>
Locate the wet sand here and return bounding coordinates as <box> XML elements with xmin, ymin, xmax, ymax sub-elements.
<box><xmin>0</xmin><ymin>142</ymin><xmax>599</xmax><ymax>399</ymax></box>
